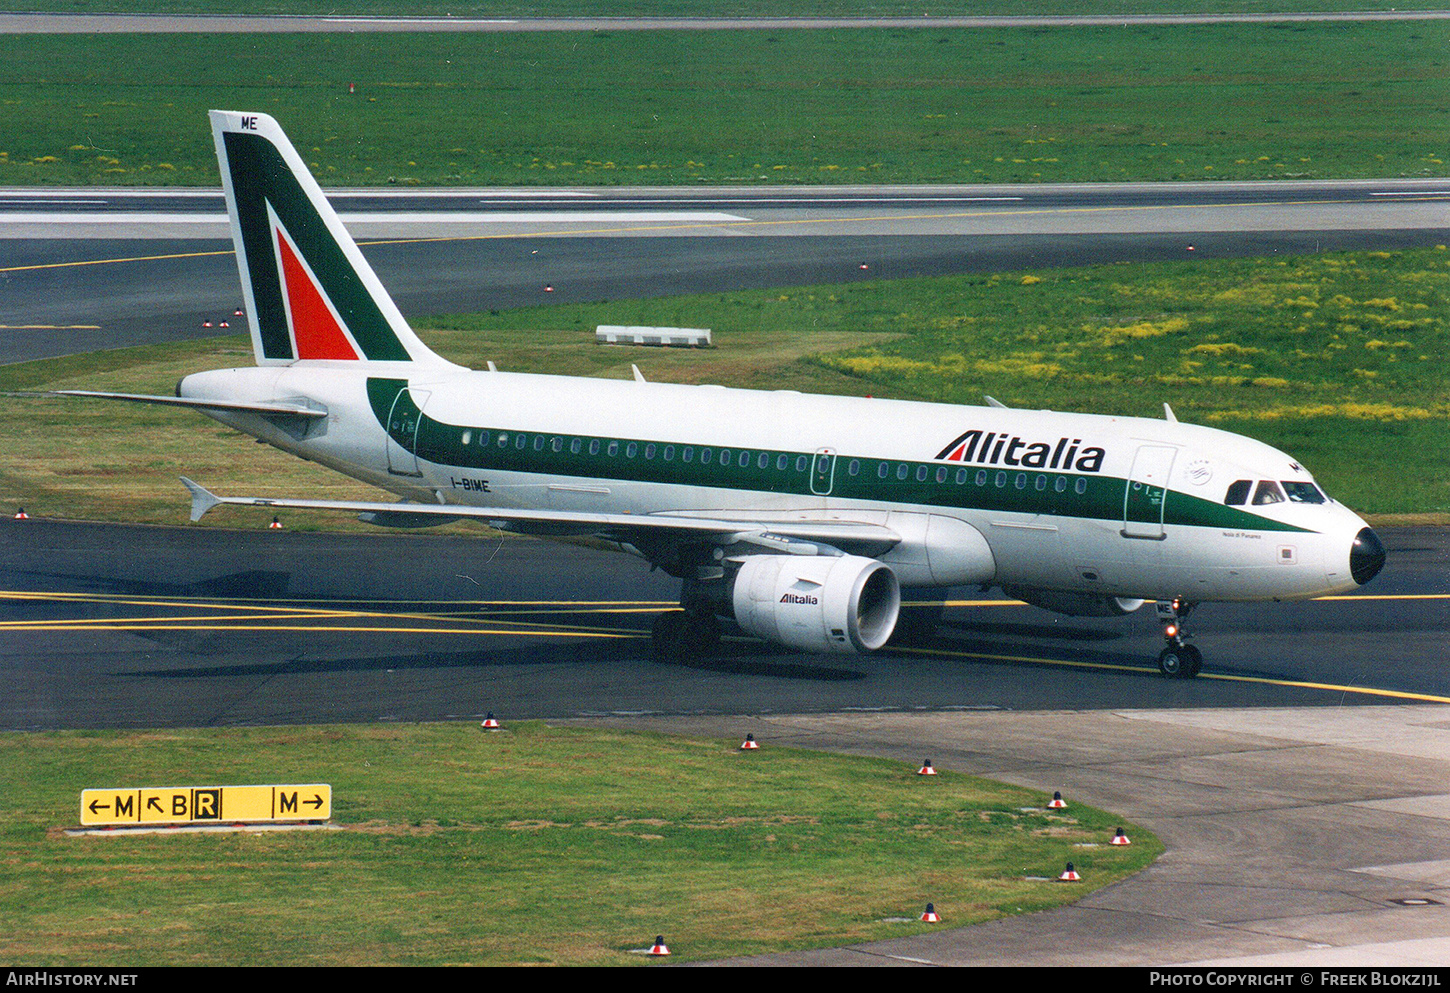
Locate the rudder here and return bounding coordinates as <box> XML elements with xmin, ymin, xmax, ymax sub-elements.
<box><xmin>209</xmin><ymin>110</ymin><xmax>447</xmax><ymax>367</ymax></box>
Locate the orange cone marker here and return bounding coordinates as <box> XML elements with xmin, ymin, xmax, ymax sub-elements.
<box><xmin>918</xmin><ymin>759</ymin><xmax>936</xmax><ymax>776</ymax></box>
<box><xmin>481</xmin><ymin>712</ymin><xmax>500</xmax><ymax>730</ymax></box>
<box><xmin>920</xmin><ymin>902</ymin><xmax>940</xmax><ymax>923</ymax></box>
<box><xmin>648</xmin><ymin>935</ymin><xmax>670</xmax><ymax>956</ymax></box>
<box><xmin>1111</xmin><ymin>828</ymin><xmax>1131</xmax><ymax>846</ymax></box>
<box><xmin>1048</xmin><ymin>791</ymin><xmax>1067</xmax><ymax>809</ymax></box>
<box><xmin>1059</xmin><ymin>862</ymin><xmax>1080</xmax><ymax>882</ymax></box>
<box><xmin>740</xmin><ymin>733</ymin><xmax>759</xmax><ymax>750</ymax></box>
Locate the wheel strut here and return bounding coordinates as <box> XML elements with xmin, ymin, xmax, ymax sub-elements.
<box><xmin>1155</xmin><ymin>598</ymin><xmax>1202</xmax><ymax>678</ymax></box>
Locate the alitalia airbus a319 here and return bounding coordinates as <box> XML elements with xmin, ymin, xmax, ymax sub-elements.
<box><xmin>58</xmin><ymin>111</ymin><xmax>1387</xmax><ymax>678</ymax></box>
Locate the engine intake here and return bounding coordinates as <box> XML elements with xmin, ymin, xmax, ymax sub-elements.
<box><xmin>732</xmin><ymin>554</ymin><xmax>900</xmax><ymax>654</ymax></box>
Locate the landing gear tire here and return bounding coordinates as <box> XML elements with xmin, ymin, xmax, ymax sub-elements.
<box><xmin>651</xmin><ymin>610</ymin><xmax>720</xmax><ymax>660</ymax></box>
<box><xmin>1157</xmin><ymin>643</ymin><xmax>1202</xmax><ymax>679</ymax></box>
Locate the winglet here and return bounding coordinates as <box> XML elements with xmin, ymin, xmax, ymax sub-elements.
<box><xmin>180</xmin><ymin>477</ymin><xmax>222</xmax><ymax>522</ymax></box>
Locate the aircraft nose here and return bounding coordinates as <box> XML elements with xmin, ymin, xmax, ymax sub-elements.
<box><xmin>1349</xmin><ymin>526</ymin><xmax>1386</xmax><ymax>586</ymax></box>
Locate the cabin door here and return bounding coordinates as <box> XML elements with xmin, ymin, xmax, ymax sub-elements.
<box><xmin>1122</xmin><ymin>444</ymin><xmax>1175</xmax><ymax>540</ymax></box>
<box><xmin>384</xmin><ymin>388</ymin><xmax>431</xmax><ymax>477</ymax></box>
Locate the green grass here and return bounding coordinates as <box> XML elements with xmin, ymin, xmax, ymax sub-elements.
<box><xmin>1</xmin><ymin>21</ymin><xmax>1446</xmax><ymax>186</ymax></box>
<box><xmin>13</xmin><ymin>1</ymin><xmax>1446</xmax><ymax>16</ymax></box>
<box><xmin>0</xmin><ymin>722</ymin><xmax>1160</xmax><ymax>965</ymax></box>
<box><xmin>2</xmin><ymin>246</ymin><xmax>1446</xmax><ymax>521</ymax></box>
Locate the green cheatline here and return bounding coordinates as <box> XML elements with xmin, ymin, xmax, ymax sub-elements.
<box><xmin>0</xmin><ymin>722</ymin><xmax>1161</xmax><ymax>966</ymax></box>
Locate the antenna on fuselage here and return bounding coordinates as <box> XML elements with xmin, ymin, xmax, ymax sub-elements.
<box><xmin>1163</xmin><ymin>402</ymin><xmax>1178</xmax><ymax>422</ymax></box>
<box><xmin>985</xmin><ymin>396</ymin><xmax>1007</xmax><ymax>408</ymax></box>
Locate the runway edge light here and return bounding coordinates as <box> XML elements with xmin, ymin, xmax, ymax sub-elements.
<box><xmin>1111</xmin><ymin>827</ymin><xmax>1131</xmax><ymax>845</ymax></box>
<box><xmin>1059</xmin><ymin>862</ymin><xmax>1081</xmax><ymax>882</ymax></box>
<box><xmin>920</xmin><ymin>902</ymin><xmax>940</xmax><ymax>923</ymax></box>
<box><xmin>481</xmin><ymin>712</ymin><xmax>500</xmax><ymax>730</ymax></box>
<box><xmin>1048</xmin><ymin>791</ymin><xmax>1067</xmax><ymax>809</ymax></box>
<box><xmin>917</xmin><ymin>758</ymin><xmax>936</xmax><ymax>776</ymax></box>
<box><xmin>648</xmin><ymin>936</ymin><xmax>671</xmax><ymax>957</ymax></box>
<box><xmin>740</xmin><ymin>733</ymin><xmax>758</xmax><ymax>750</ymax></box>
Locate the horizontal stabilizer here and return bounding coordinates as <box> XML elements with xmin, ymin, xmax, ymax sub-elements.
<box><xmin>53</xmin><ymin>391</ymin><xmax>327</xmax><ymax>419</ymax></box>
<box><xmin>178</xmin><ymin>479</ymin><xmax>902</xmax><ymax>553</ymax></box>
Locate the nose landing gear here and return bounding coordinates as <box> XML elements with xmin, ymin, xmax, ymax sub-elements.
<box><xmin>1156</xmin><ymin>598</ymin><xmax>1201</xmax><ymax>678</ymax></box>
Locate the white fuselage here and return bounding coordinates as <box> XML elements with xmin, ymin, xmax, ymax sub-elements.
<box><xmin>180</xmin><ymin>361</ymin><xmax>1376</xmax><ymax>603</ymax></box>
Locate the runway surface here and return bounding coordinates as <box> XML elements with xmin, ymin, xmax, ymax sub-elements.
<box><xmin>1</xmin><ymin>518</ymin><xmax>1444</xmax><ymax>732</ymax></box>
<box><xmin>3</xmin><ymin>180</ymin><xmax>1448</xmax><ymax>364</ymax></box>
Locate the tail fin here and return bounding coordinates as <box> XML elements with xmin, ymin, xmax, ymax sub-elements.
<box><xmin>209</xmin><ymin>110</ymin><xmax>448</xmax><ymax>367</ymax></box>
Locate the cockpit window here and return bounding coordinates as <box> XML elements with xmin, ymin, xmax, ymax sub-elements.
<box><xmin>1282</xmin><ymin>481</ymin><xmax>1326</xmax><ymax>504</ymax></box>
<box><xmin>1252</xmin><ymin>480</ymin><xmax>1286</xmax><ymax>505</ymax></box>
<box><xmin>1224</xmin><ymin>479</ymin><xmax>1252</xmax><ymax>506</ymax></box>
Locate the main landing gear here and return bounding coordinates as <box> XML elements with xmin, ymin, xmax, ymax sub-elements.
<box><xmin>1155</xmin><ymin>598</ymin><xmax>1201</xmax><ymax>678</ymax></box>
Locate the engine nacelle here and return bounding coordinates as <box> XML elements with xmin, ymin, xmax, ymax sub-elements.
<box><xmin>1003</xmin><ymin>587</ymin><xmax>1147</xmax><ymax>618</ymax></box>
<box><xmin>732</xmin><ymin>554</ymin><xmax>901</xmax><ymax>654</ymax></box>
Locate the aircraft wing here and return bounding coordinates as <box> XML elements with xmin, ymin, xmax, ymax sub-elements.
<box><xmin>180</xmin><ymin>478</ymin><xmax>902</xmax><ymax>556</ymax></box>
<box><xmin>51</xmin><ymin>391</ymin><xmax>327</xmax><ymax>419</ymax></box>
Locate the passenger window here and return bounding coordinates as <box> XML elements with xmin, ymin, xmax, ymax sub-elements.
<box><xmin>935</xmin><ymin>467</ymin><xmax>948</xmax><ymax>484</ymax></box>
<box><xmin>644</xmin><ymin>443</ymin><xmax>655</xmax><ymax>459</ymax></box>
<box><xmin>589</xmin><ymin>439</ymin><xmax>600</xmax><ymax>456</ymax></box>
<box><xmin>878</xmin><ymin>462</ymin><xmax>889</xmax><ymax>479</ymax></box>
<box><xmin>607</xmin><ymin>441</ymin><xmax>619</xmax><ymax>457</ymax></box>
<box><xmin>570</xmin><ymin>438</ymin><xmax>581</xmax><ymax>455</ymax></box>
<box><xmin>1283</xmin><ymin>481</ymin><xmax>1326</xmax><ymax>504</ymax></box>
<box><xmin>916</xmin><ymin>465</ymin><xmax>929</xmax><ymax>482</ymax></box>
<box><xmin>849</xmin><ymin>459</ymin><xmax>860</xmax><ymax>476</ymax></box>
<box><xmin>897</xmin><ymin>464</ymin><xmax>909</xmax><ymax>480</ymax></box>
<box><xmin>1074</xmin><ymin>478</ymin><xmax>1087</xmax><ymax>495</ymax></box>
<box><xmin>626</xmin><ymin>442</ymin><xmax>638</xmax><ymax>459</ymax></box>
<box><xmin>1224</xmin><ymin>479</ymin><xmax>1251</xmax><ymax>506</ymax></box>
<box><xmin>796</xmin><ymin>456</ymin><xmax>809</xmax><ymax>472</ymax></box>
<box><xmin>1253</xmin><ymin>480</ymin><xmax>1285</xmax><ymax>505</ymax></box>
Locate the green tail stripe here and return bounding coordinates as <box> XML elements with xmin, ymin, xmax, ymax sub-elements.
<box><xmin>223</xmin><ymin>131</ymin><xmax>409</xmax><ymax>363</ymax></box>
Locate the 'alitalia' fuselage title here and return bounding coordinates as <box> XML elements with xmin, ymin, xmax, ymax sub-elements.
<box><xmin>934</xmin><ymin>429</ymin><xmax>1106</xmax><ymax>473</ymax></box>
